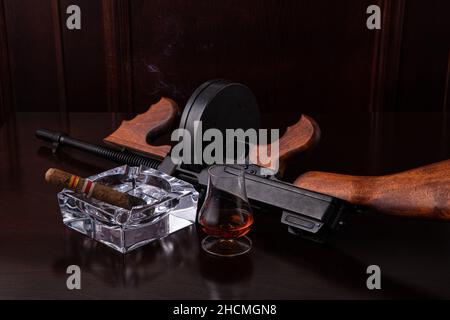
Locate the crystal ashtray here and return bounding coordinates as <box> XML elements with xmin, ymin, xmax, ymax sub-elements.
<box><xmin>57</xmin><ymin>165</ymin><xmax>198</xmax><ymax>253</ymax></box>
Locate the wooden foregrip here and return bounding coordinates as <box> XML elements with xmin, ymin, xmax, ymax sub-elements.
<box><xmin>104</xmin><ymin>98</ymin><xmax>179</xmax><ymax>160</ymax></box>
<box><xmin>250</xmin><ymin>115</ymin><xmax>321</xmax><ymax>172</ymax></box>
<box><xmin>294</xmin><ymin>160</ymin><xmax>450</xmax><ymax>220</ymax></box>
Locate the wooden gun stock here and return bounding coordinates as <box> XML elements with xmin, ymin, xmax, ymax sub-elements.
<box><xmin>294</xmin><ymin>160</ymin><xmax>450</xmax><ymax>220</ymax></box>
<box><xmin>104</xmin><ymin>98</ymin><xmax>179</xmax><ymax>160</ymax></box>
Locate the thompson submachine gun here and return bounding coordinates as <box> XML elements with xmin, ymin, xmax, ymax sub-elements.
<box><xmin>36</xmin><ymin>79</ymin><xmax>450</xmax><ymax>242</ymax></box>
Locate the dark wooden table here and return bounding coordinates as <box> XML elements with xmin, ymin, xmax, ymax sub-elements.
<box><xmin>0</xmin><ymin>112</ymin><xmax>449</xmax><ymax>299</ymax></box>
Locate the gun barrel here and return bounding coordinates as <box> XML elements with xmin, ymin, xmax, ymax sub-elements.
<box><xmin>36</xmin><ymin>129</ymin><xmax>161</xmax><ymax>169</ymax></box>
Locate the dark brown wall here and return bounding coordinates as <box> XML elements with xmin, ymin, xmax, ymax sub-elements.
<box><xmin>0</xmin><ymin>0</ymin><xmax>449</xmax><ymax>114</ymax></box>
<box><xmin>130</xmin><ymin>0</ymin><xmax>377</xmax><ymax>114</ymax></box>
<box><xmin>3</xmin><ymin>0</ymin><xmax>61</xmax><ymax>112</ymax></box>
<box><xmin>0</xmin><ymin>0</ymin><xmax>12</xmax><ymax>124</ymax></box>
<box><xmin>396</xmin><ymin>0</ymin><xmax>450</xmax><ymax>111</ymax></box>
<box><xmin>59</xmin><ymin>0</ymin><xmax>109</xmax><ymax>112</ymax></box>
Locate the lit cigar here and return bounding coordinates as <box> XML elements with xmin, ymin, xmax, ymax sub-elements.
<box><xmin>45</xmin><ymin>168</ymin><xmax>145</xmax><ymax>210</ymax></box>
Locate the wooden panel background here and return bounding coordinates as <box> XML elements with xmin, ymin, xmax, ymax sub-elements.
<box><xmin>0</xmin><ymin>0</ymin><xmax>449</xmax><ymax>115</ymax></box>
<box><xmin>58</xmin><ymin>0</ymin><xmax>108</xmax><ymax>112</ymax></box>
<box><xmin>0</xmin><ymin>0</ymin><xmax>12</xmax><ymax>125</ymax></box>
<box><xmin>3</xmin><ymin>0</ymin><xmax>61</xmax><ymax>112</ymax></box>
<box><xmin>131</xmin><ymin>0</ymin><xmax>376</xmax><ymax>114</ymax></box>
<box><xmin>396</xmin><ymin>0</ymin><xmax>450</xmax><ymax>112</ymax></box>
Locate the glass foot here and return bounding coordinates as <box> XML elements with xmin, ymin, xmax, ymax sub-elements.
<box><xmin>201</xmin><ymin>236</ymin><xmax>252</xmax><ymax>257</ymax></box>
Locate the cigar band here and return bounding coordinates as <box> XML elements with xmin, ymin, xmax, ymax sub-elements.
<box><xmin>68</xmin><ymin>175</ymin><xmax>80</xmax><ymax>189</ymax></box>
<box><xmin>81</xmin><ymin>179</ymin><xmax>96</xmax><ymax>198</ymax></box>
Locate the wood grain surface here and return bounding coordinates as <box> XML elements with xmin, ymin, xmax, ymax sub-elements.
<box><xmin>295</xmin><ymin>160</ymin><xmax>450</xmax><ymax>219</ymax></box>
<box><xmin>104</xmin><ymin>97</ymin><xmax>179</xmax><ymax>159</ymax></box>
<box><xmin>250</xmin><ymin>115</ymin><xmax>320</xmax><ymax>173</ymax></box>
